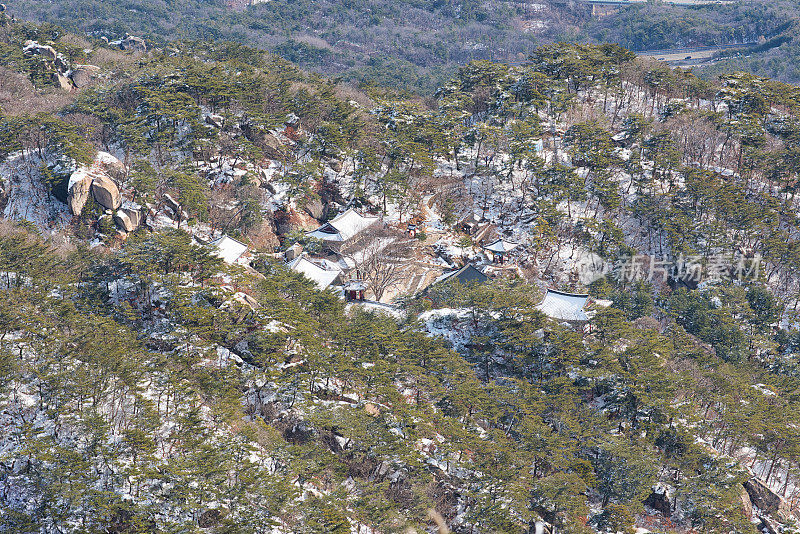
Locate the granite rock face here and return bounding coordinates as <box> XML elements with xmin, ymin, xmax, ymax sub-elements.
<box><xmin>91</xmin><ymin>174</ymin><xmax>122</xmax><ymax>211</ymax></box>
<box><xmin>67</xmin><ymin>170</ymin><xmax>92</xmax><ymax>216</ymax></box>
<box><xmin>71</xmin><ymin>65</ymin><xmax>100</xmax><ymax>88</ymax></box>
<box><xmin>113</xmin><ymin>210</ymin><xmax>135</xmax><ymax>232</ymax></box>
<box><xmin>120</xmin><ymin>34</ymin><xmax>146</xmax><ymax>53</ymax></box>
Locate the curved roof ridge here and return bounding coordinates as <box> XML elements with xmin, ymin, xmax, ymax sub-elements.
<box><xmin>544</xmin><ymin>288</ymin><xmax>590</xmax><ymax>298</ymax></box>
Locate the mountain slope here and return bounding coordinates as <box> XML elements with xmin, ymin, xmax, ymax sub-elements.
<box><xmin>3</xmin><ymin>18</ymin><xmax>800</xmax><ymax>534</ymax></box>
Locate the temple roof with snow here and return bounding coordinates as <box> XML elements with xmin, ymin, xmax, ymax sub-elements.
<box><xmin>208</xmin><ymin>235</ymin><xmax>248</xmax><ymax>264</ymax></box>
<box><xmin>434</xmin><ymin>264</ymin><xmax>489</xmax><ymax>286</ymax></box>
<box><xmin>343</xmin><ymin>280</ymin><xmax>367</xmax><ymax>291</ymax></box>
<box><xmin>307</xmin><ymin>208</ymin><xmax>379</xmax><ymax>242</ymax></box>
<box><xmin>287</xmin><ymin>254</ymin><xmax>343</xmax><ymax>290</ymax></box>
<box><xmin>536</xmin><ymin>289</ymin><xmax>590</xmax><ymax>323</ymax></box>
<box><xmin>483</xmin><ymin>239</ymin><xmax>519</xmax><ymax>254</ymax></box>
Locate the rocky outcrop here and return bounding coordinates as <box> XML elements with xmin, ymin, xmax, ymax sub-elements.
<box><xmin>70</xmin><ymin>65</ymin><xmax>100</xmax><ymax>88</ymax></box>
<box><xmin>113</xmin><ymin>210</ymin><xmax>136</xmax><ymax>232</ymax></box>
<box><xmin>205</xmin><ymin>114</ymin><xmax>224</xmax><ymax>129</ymax></box>
<box><xmin>22</xmin><ymin>40</ymin><xmax>90</xmax><ymax>91</ymax></box>
<box><xmin>91</xmin><ymin>174</ymin><xmax>122</xmax><ymax>210</ymax></box>
<box><xmin>285</xmin><ymin>113</ymin><xmax>301</xmax><ymax>129</ymax></box>
<box><xmin>283</xmin><ymin>113</ymin><xmax>302</xmax><ymax>140</ymax></box>
<box><xmin>119</xmin><ymin>34</ymin><xmax>146</xmax><ymax>53</ymax></box>
<box><xmin>23</xmin><ymin>40</ymin><xmax>57</xmax><ymax>61</ymax></box>
<box><xmin>741</xmin><ymin>485</ymin><xmax>754</xmax><ymax>519</ymax></box>
<box><xmin>262</xmin><ymin>133</ymin><xmax>286</xmax><ymax>160</ymax></box>
<box><xmin>244</xmin><ymin>219</ymin><xmax>280</xmax><ymax>251</ymax></box>
<box><xmin>55</xmin><ymin>72</ymin><xmax>72</xmax><ymax>91</ymax></box>
<box><xmin>67</xmin><ymin>170</ymin><xmax>93</xmax><ymax>216</ymax></box>
<box><xmin>743</xmin><ymin>478</ymin><xmax>781</xmax><ymax>515</ymax></box>
<box><xmin>65</xmin><ymin>153</ymin><xmax>130</xmax><ymax>216</ymax></box>
<box><xmin>274</xmin><ymin>209</ymin><xmax>317</xmax><ymax>235</ymax></box>
<box><xmin>95</xmin><ymin>151</ymin><xmax>126</xmax><ymax>181</ymax></box>
<box><xmin>119</xmin><ymin>200</ymin><xmax>142</xmax><ymax>228</ymax></box>
<box><xmin>643</xmin><ymin>483</ymin><xmax>674</xmax><ymax>516</ymax></box>
<box><xmin>23</xmin><ymin>40</ymin><xmax>70</xmax><ymax>90</ymax></box>
<box><xmin>303</xmin><ymin>197</ymin><xmax>325</xmax><ymax>220</ymax></box>
<box><xmin>759</xmin><ymin>516</ymin><xmax>781</xmax><ymax>534</ymax></box>
<box><xmin>240</xmin><ymin>122</ymin><xmax>287</xmax><ymax>160</ymax></box>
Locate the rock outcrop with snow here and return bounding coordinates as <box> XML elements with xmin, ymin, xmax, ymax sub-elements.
<box><xmin>91</xmin><ymin>174</ymin><xmax>122</xmax><ymax>211</ymax></box>
<box><xmin>67</xmin><ymin>169</ymin><xmax>93</xmax><ymax>216</ymax></box>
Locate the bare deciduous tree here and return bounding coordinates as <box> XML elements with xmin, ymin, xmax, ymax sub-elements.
<box><xmin>339</xmin><ymin>226</ymin><xmax>414</xmax><ymax>302</ymax></box>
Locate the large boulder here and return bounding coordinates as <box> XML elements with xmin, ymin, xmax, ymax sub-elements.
<box><xmin>95</xmin><ymin>151</ymin><xmax>126</xmax><ymax>181</ymax></box>
<box><xmin>67</xmin><ymin>169</ymin><xmax>92</xmax><ymax>216</ymax></box>
<box><xmin>741</xmin><ymin>485</ymin><xmax>754</xmax><ymax>519</ymax></box>
<box><xmin>205</xmin><ymin>114</ymin><xmax>224</xmax><ymax>129</ymax></box>
<box><xmin>643</xmin><ymin>483</ymin><xmax>674</xmax><ymax>516</ymax></box>
<box><xmin>113</xmin><ymin>210</ymin><xmax>135</xmax><ymax>233</ymax></box>
<box><xmin>303</xmin><ymin>197</ymin><xmax>324</xmax><ymax>220</ymax></box>
<box><xmin>91</xmin><ymin>174</ymin><xmax>122</xmax><ymax>210</ymax></box>
<box><xmin>162</xmin><ymin>193</ymin><xmax>182</xmax><ymax>220</ymax></box>
<box><xmin>71</xmin><ymin>65</ymin><xmax>100</xmax><ymax>88</ymax></box>
<box><xmin>284</xmin><ymin>242</ymin><xmax>303</xmax><ymax>261</ymax></box>
<box><xmin>262</xmin><ymin>133</ymin><xmax>286</xmax><ymax>160</ymax></box>
<box><xmin>55</xmin><ymin>72</ymin><xmax>73</xmax><ymax>91</ymax></box>
<box><xmin>119</xmin><ymin>200</ymin><xmax>142</xmax><ymax>229</ymax></box>
<box><xmin>743</xmin><ymin>478</ymin><xmax>781</xmax><ymax>515</ymax></box>
<box><xmin>274</xmin><ymin>209</ymin><xmax>317</xmax><ymax>235</ymax></box>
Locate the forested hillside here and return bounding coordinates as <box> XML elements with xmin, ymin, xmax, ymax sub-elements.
<box><xmin>4</xmin><ymin>11</ymin><xmax>800</xmax><ymax>534</ymax></box>
<box><xmin>1</xmin><ymin>0</ymin><xmax>800</xmax><ymax>90</ymax></box>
